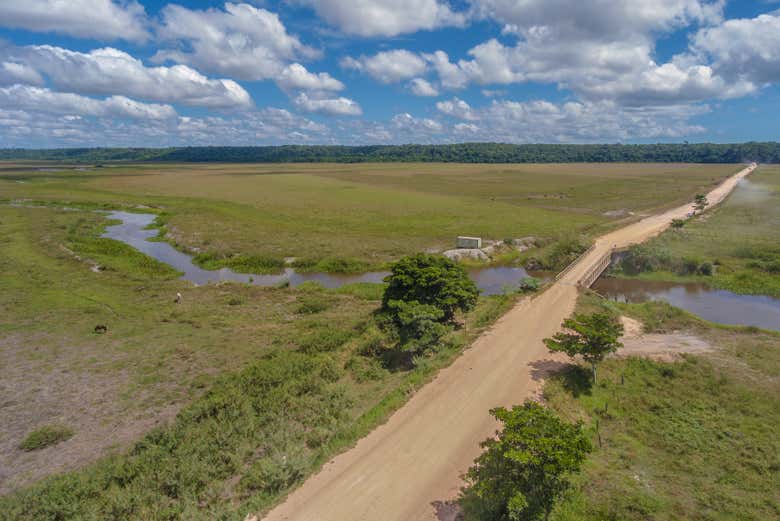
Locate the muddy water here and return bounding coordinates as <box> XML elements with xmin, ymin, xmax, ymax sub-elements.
<box><xmin>593</xmin><ymin>277</ymin><xmax>780</xmax><ymax>331</ymax></box>
<box><xmin>102</xmin><ymin>211</ymin><xmax>537</xmax><ymax>295</ymax></box>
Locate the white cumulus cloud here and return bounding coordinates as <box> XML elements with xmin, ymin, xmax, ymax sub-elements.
<box><xmin>297</xmin><ymin>0</ymin><xmax>466</xmax><ymax>37</ymax></box>
<box><xmin>409</xmin><ymin>78</ymin><xmax>439</xmax><ymax>97</ymax></box>
<box><xmin>7</xmin><ymin>45</ymin><xmax>252</xmax><ymax>109</ymax></box>
<box><xmin>293</xmin><ymin>92</ymin><xmax>362</xmax><ymax>116</ymax></box>
<box><xmin>154</xmin><ymin>2</ymin><xmax>317</xmax><ymax>81</ymax></box>
<box><xmin>277</xmin><ymin>63</ymin><xmax>344</xmax><ymax>92</ymax></box>
<box><xmin>0</xmin><ymin>0</ymin><xmax>149</xmax><ymax>42</ymax></box>
<box><xmin>342</xmin><ymin>50</ymin><xmax>428</xmax><ymax>84</ymax></box>
<box><xmin>690</xmin><ymin>11</ymin><xmax>780</xmax><ymax>86</ymax></box>
<box><xmin>0</xmin><ymin>85</ymin><xmax>176</xmax><ymax>120</ymax></box>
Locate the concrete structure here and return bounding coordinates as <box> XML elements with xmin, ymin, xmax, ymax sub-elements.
<box><xmin>456</xmin><ymin>236</ymin><xmax>482</xmax><ymax>249</ymax></box>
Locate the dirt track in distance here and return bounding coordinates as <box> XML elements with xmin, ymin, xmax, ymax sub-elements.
<box><xmin>260</xmin><ymin>164</ymin><xmax>756</xmax><ymax>521</ymax></box>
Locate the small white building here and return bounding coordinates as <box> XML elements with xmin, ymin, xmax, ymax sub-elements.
<box><xmin>456</xmin><ymin>236</ymin><xmax>482</xmax><ymax>249</ymax></box>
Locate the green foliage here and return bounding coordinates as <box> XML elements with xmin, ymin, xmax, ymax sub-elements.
<box><xmin>618</xmin><ymin>245</ymin><xmax>715</xmax><ymax>278</ymax></box>
<box><xmin>611</xmin><ymin>166</ymin><xmax>780</xmax><ymax>297</ymax></box>
<box><xmin>694</xmin><ymin>193</ymin><xmax>709</xmax><ymax>213</ymax></box>
<box><xmin>292</xmin><ymin>257</ymin><xmax>370</xmax><ymax>274</ymax></box>
<box><xmin>544</xmin><ymin>313</ymin><xmax>624</xmax><ymax>381</ymax></box>
<box><xmin>3</xmin><ymin>143</ymin><xmax>779</xmax><ymax>163</ymax></box>
<box><xmin>333</xmin><ymin>282</ymin><xmax>386</xmax><ymax>301</ymax></box>
<box><xmin>382</xmin><ymin>253</ymin><xmax>479</xmax><ymax>322</ymax></box>
<box><xmin>19</xmin><ymin>425</ymin><xmax>74</xmax><ymax>451</ymax></box>
<box><xmin>296</xmin><ymin>327</ymin><xmax>354</xmax><ymax>354</ymax></box>
<box><xmin>618</xmin><ymin>244</ymin><xmax>668</xmax><ymax>275</ymax></box>
<box><xmin>670</xmin><ymin>218</ymin><xmax>686</xmax><ymax>229</ymax></box>
<box><xmin>461</xmin><ymin>402</ymin><xmax>591</xmax><ymax>521</ymax></box>
<box><xmin>240</xmin><ymin>450</ymin><xmax>308</xmax><ymax>494</ymax></box>
<box><xmin>1</xmin><ymin>351</ymin><xmax>349</xmax><ymax>520</ymax></box>
<box><xmin>193</xmin><ymin>251</ymin><xmax>285</xmax><ymax>274</ymax></box>
<box><xmin>543</xmin><ymin>236</ymin><xmax>589</xmax><ymax>270</ymax></box>
<box><xmin>384</xmin><ymin>300</ymin><xmax>450</xmax><ymax>357</ymax></box>
<box><xmin>295</xmin><ymin>294</ymin><xmax>331</xmax><ymax>314</ymax></box>
<box><xmin>545</xmin><ymin>317</ymin><xmax>780</xmax><ymax>521</ymax></box>
<box><xmin>517</xmin><ymin>277</ymin><xmax>541</xmax><ymax>293</ymax></box>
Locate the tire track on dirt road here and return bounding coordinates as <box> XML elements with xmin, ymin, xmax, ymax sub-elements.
<box><xmin>260</xmin><ymin>163</ymin><xmax>756</xmax><ymax>521</ymax></box>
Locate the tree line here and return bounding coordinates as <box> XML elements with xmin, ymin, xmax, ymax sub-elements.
<box><xmin>2</xmin><ymin>142</ymin><xmax>779</xmax><ymax>163</ymax></box>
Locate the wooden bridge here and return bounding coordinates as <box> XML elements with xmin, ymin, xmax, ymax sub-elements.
<box><xmin>555</xmin><ymin>244</ymin><xmax>629</xmax><ymax>289</ymax></box>
<box><xmin>577</xmin><ymin>248</ymin><xmax>617</xmax><ymax>288</ymax></box>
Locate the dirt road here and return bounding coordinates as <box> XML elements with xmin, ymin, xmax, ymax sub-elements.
<box><xmin>261</xmin><ymin>163</ymin><xmax>756</xmax><ymax>521</ymax></box>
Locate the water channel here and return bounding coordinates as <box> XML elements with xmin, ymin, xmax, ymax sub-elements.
<box><xmin>103</xmin><ymin>211</ymin><xmax>780</xmax><ymax>330</ymax></box>
<box><xmin>592</xmin><ymin>277</ymin><xmax>780</xmax><ymax>331</ymax></box>
<box><xmin>102</xmin><ymin>211</ymin><xmax>537</xmax><ymax>296</ymax></box>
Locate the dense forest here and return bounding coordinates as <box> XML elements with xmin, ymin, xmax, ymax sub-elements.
<box><xmin>1</xmin><ymin>142</ymin><xmax>778</xmax><ymax>163</ymax></box>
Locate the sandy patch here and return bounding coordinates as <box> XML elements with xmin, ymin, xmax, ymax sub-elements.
<box><xmin>617</xmin><ymin>316</ymin><xmax>713</xmax><ymax>362</ymax></box>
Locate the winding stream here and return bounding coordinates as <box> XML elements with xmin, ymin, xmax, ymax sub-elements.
<box><xmin>101</xmin><ymin>211</ymin><xmax>537</xmax><ymax>296</ymax></box>
<box><xmin>102</xmin><ymin>211</ymin><xmax>780</xmax><ymax>330</ymax></box>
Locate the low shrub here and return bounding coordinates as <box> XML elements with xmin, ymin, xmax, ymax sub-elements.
<box><xmin>517</xmin><ymin>277</ymin><xmax>540</xmax><ymax>293</ymax></box>
<box><xmin>194</xmin><ymin>252</ymin><xmax>285</xmax><ymax>274</ymax></box>
<box><xmin>293</xmin><ymin>257</ymin><xmax>369</xmax><ymax>274</ymax></box>
<box><xmin>295</xmin><ymin>295</ymin><xmax>331</xmax><ymax>314</ymax></box>
<box><xmin>19</xmin><ymin>425</ymin><xmax>73</xmax><ymax>451</ymax></box>
<box><xmin>297</xmin><ymin>327</ymin><xmax>353</xmax><ymax>353</ymax></box>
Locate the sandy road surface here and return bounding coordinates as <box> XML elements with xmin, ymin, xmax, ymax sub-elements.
<box><xmin>261</xmin><ymin>164</ymin><xmax>756</xmax><ymax>521</ymax></box>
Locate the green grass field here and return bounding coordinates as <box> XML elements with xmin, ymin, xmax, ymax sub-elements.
<box><xmin>546</xmin><ymin>294</ymin><xmax>780</xmax><ymax>521</ymax></box>
<box><xmin>1</xmin><ymin>162</ymin><xmax>740</xmax><ymax>271</ymax></box>
<box><xmin>0</xmin><ymin>203</ymin><xmax>521</xmax><ymax>518</ymax></box>
<box><xmin>609</xmin><ymin>165</ymin><xmax>780</xmax><ymax>296</ymax></box>
<box><xmin>0</xmin><ymin>161</ymin><xmax>754</xmax><ymax>519</ymax></box>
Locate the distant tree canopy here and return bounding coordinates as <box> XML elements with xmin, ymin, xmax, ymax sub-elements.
<box><xmin>1</xmin><ymin>142</ymin><xmax>778</xmax><ymax>163</ymax></box>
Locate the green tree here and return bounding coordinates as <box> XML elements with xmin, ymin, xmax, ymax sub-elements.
<box><xmin>461</xmin><ymin>402</ymin><xmax>591</xmax><ymax>521</ymax></box>
<box><xmin>382</xmin><ymin>253</ymin><xmax>478</xmax><ymax>322</ymax></box>
<box><xmin>544</xmin><ymin>313</ymin><xmax>623</xmax><ymax>382</ymax></box>
<box><xmin>383</xmin><ymin>300</ymin><xmax>449</xmax><ymax>357</ymax></box>
<box><xmin>671</xmin><ymin>218</ymin><xmax>686</xmax><ymax>229</ymax></box>
<box><xmin>694</xmin><ymin>194</ymin><xmax>709</xmax><ymax>213</ymax></box>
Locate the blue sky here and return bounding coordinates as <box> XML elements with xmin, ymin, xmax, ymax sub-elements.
<box><xmin>0</xmin><ymin>0</ymin><xmax>778</xmax><ymax>147</ymax></box>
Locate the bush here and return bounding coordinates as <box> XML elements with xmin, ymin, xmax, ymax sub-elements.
<box><xmin>382</xmin><ymin>253</ymin><xmax>478</xmax><ymax>322</ymax></box>
<box><xmin>698</xmin><ymin>262</ymin><xmax>713</xmax><ymax>276</ymax></box>
<box><xmin>544</xmin><ymin>235</ymin><xmax>589</xmax><ymax>269</ymax></box>
<box><xmin>293</xmin><ymin>257</ymin><xmax>369</xmax><ymax>274</ymax></box>
<box><xmin>240</xmin><ymin>450</ymin><xmax>307</xmax><ymax>494</ymax></box>
<box><xmin>345</xmin><ymin>355</ymin><xmax>386</xmax><ymax>383</ymax></box>
<box><xmin>296</xmin><ymin>327</ymin><xmax>353</xmax><ymax>354</ymax></box>
<box><xmin>295</xmin><ymin>295</ymin><xmax>331</xmax><ymax>314</ymax></box>
<box><xmin>517</xmin><ymin>277</ymin><xmax>540</xmax><ymax>293</ymax></box>
<box><xmin>194</xmin><ymin>252</ymin><xmax>284</xmax><ymax>274</ymax></box>
<box><xmin>460</xmin><ymin>402</ymin><xmax>591</xmax><ymax>521</ymax></box>
<box><xmin>19</xmin><ymin>425</ymin><xmax>73</xmax><ymax>451</ymax></box>
<box><xmin>619</xmin><ymin>245</ymin><xmax>664</xmax><ymax>275</ymax></box>
<box><xmin>384</xmin><ymin>300</ymin><xmax>449</xmax><ymax>357</ymax></box>
<box><xmin>679</xmin><ymin>257</ymin><xmax>701</xmax><ymax>275</ymax></box>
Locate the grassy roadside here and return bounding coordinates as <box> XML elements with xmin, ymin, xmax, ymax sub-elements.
<box><xmin>544</xmin><ymin>293</ymin><xmax>780</xmax><ymax>520</ymax></box>
<box><xmin>0</xmin><ymin>204</ymin><xmax>523</xmax><ymax>519</ymax></box>
<box><xmin>1</xmin><ymin>162</ymin><xmax>740</xmax><ymax>273</ymax></box>
<box><xmin>608</xmin><ymin>165</ymin><xmax>780</xmax><ymax>297</ymax></box>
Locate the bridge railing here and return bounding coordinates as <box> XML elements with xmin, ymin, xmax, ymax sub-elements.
<box><xmin>554</xmin><ymin>243</ymin><xmax>597</xmax><ymax>282</ymax></box>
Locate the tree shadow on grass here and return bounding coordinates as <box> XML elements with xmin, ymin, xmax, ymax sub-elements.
<box><xmin>529</xmin><ymin>359</ymin><xmax>593</xmax><ymax>397</ymax></box>
<box><xmin>559</xmin><ymin>364</ymin><xmax>594</xmax><ymax>397</ymax></box>
<box><xmin>431</xmin><ymin>500</ymin><xmax>464</xmax><ymax>521</ymax></box>
<box><xmin>529</xmin><ymin>358</ymin><xmax>569</xmax><ymax>382</ymax></box>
